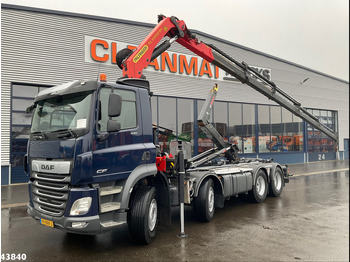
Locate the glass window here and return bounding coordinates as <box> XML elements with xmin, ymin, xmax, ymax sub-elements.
<box><xmin>11</xmin><ymin>84</ymin><xmax>50</xmax><ymax>174</ymax></box>
<box><xmin>242</xmin><ymin>104</ymin><xmax>255</xmax><ymax>153</ymax></box>
<box><xmin>98</xmin><ymin>88</ymin><xmax>137</xmax><ymax>132</ymax></box>
<box><xmin>12</xmin><ymin>126</ymin><xmax>31</xmax><ymax>140</ymax></box>
<box><xmin>307</xmin><ymin>109</ymin><xmax>337</xmax><ymax>153</ymax></box>
<box><xmin>197</xmin><ymin>99</ymin><xmax>213</xmax><ymax>153</ymax></box>
<box><xmin>258</xmin><ymin>105</ymin><xmax>270</xmax><ymax>153</ymax></box>
<box><xmin>213</xmin><ymin>101</ymin><xmax>228</xmax><ymax>139</ymax></box>
<box><xmin>328</xmin><ymin>111</ymin><xmax>337</xmax><ymax>133</ymax></box>
<box><xmin>12</xmin><ymin>125</ymin><xmax>31</xmax><ymax>167</ymax></box>
<box><xmin>292</xmin><ymin>115</ymin><xmax>304</xmax><ymax>151</ymax></box>
<box><xmin>32</xmin><ymin>92</ymin><xmax>93</xmax><ymax>132</ymax></box>
<box><xmin>12</xmin><ymin>99</ymin><xmax>34</xmax><ymax>112</ymax></box>
<box><xmin>12</xmin><ymin>112</ymin><xmax>33</xmax><ymax>125</ymax></box>
<box><xmin>158</xmin><ymin>97</ymin><xmax>176</xmax><ymax>153</ymax></box>
<box><xmin>11</xmin><ymin>155</ymin><xmax>25</xmax><ymax>167</ymax></box>
<box><xmin>12</xmin><ymin>85</ymin><xmax>39</xmax><ymax>98</ymax></box>
<box><xmin>281</xmin><ymin>108</ymin><xmax>294</xmax><ymax>152</ymax></box>
<box><xmin>269</xmin><ymin>106</ymin><xmax>286</xmax><ymax>152</ymax></box>
<box><xmin>228</xmin><ymin>103</ymin><xmax>242</xmax><ymax>152</ymax></box>
<box><xmin>178</xmin><ymin>98</ymin><xmax>193</xmax><ymax>144</ymax></box>
<box><xmin>151</xmin><ymin>96</ymin><xmax>158</xmax><ymax>126</ymax></box>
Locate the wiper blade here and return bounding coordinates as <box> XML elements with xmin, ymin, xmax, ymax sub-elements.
<box><xmin>55</xmin><ymin>129</ymin><xmax>77</xmax><ymax>139</ymax></box>
<box><xmin>31</xmin><ymin>131</ymin><xmax>47</xmax><ymax>140</ymax></box>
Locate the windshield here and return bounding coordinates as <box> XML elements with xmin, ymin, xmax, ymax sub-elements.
<box><xmin>31</xmin><ymin>91</ymin><xmax>93</xmax><ymax>134</ymax></box>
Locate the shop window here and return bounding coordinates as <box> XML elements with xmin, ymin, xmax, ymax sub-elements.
<box><xmin>281</xmin><ymin>108</ymin><xmax>293</xmax><ymax>152</ymax></box>
<box><xmin>12</xmin><ymin>112</ymin><xmax>33</xmax><ymax>125</ymax></box>
<box><xmin>197</xmin><ymin>99</ymin><xmax>213</xmax><ymax>153</ymax></box>
<box><xmin>10</xmin><ymin>84</ymin><xmax>50</xmax><ymax>174</ymax></box>
<box><xmin>11</xmin><ymin>126</ymin><xmax>31</xmax><ymax>168</ymax></box>
<box><xmin>177</xmin><ymin>98</ymin><xmax>194</xmax><ymax>145</ymax></box>
<box><xmin>292</xmin><ymin>114</ymin><xmax>304</xmax><ymax>151</ymax></box>
<box><xmin>269</xmin><ymin>106</ymin><xmax>286</xmax><ymax>152</ymax></box>
<box><xmin>228</xmin><ymin>103</ymin><xmax>242</xmax><ymax>152</ymax></box>
<box><xmin>258</xmin><ymin>105</ymin><xmax>270</xmax><ymax>153</ymax></box>
<box><xmin>213</xmin><ymin>101</ymin><xmax>228</xmax><ymax>139</ymax></box>
<box><xmin>257</xmin><ymin>106</ymin><xmax>304</xmax><ymax>153</ymax></box>
<box><xmin>12</xmin><ymin>84</ymin><xmax>39</xmax><ymax>98</ymax></box>
<box><xmin>12</xmin><ymin>99</ymin><xmax>34</xmax><ymax>111</ymax></box>
<box><xmin>157</xmin><ymin>97</ymin><xmax>176</xmax><ymax>153</ymax></box>
<box><xmin>242</xmin><ymin>104</ymin><xmax>256</xmax><ymax>153</ymax></box>
<box><xmin>307</xmin><ymin>109</ymin><xmax>337</xmax><ymax>153</ymax></box>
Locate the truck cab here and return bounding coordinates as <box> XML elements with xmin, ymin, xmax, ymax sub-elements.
<box><xmin>26</xmin><ymin>78</ymin><xmax>157</xmax><ymax>235</ymax></box>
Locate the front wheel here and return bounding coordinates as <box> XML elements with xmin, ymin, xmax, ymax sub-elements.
<box><xmin>128</xmin><ymin>186</ymin><xmax>158</xmax><ymax>244</ymax></box>
<box><xmin>194</xmin><ymin>178</ymin><xmax>215</xmax><ymax>222</ymax></box>
<box><xmin>248</xmin><ymin>170</ymin><xmax>268</xmax><ymax>203</ymax></box>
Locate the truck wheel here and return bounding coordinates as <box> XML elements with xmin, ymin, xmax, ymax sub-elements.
<box><xmin>128</xmin><ymin>186</ymin><xmax>158</xmax><ymax>244</ymax></box>
<box><xmin>248</xmin><ymin>170</ymin><xmax>268</xmax><ymax>203</ymax></box>
<box><xmin>194</xmin><ymin>178</ymin><xmax>215</xmax><ymax>222</ymax></box>
<box><xmin>269</xmin><ymin>168</ymin><xmax>283</xmax><ymax>197</ymax></box>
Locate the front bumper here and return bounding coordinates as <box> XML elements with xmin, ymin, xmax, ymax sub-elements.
<box><xmin>27</xmin><ymin>204</ymin><xmax>102</xmax><ymax>234</ymax></box>
<box><xmin>27</xmin><ymin>203</ymin><xmax>127</xmax><ymax>235</ymax></box>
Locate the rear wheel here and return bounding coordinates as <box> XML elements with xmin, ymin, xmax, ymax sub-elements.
<box><xmin>128</xmin><ymin>186</ymin><xmax>158</xmax><ymax>244</ymax></box>
<box><xmin>248</xmin><ymin>170</ymin><xmax>268</xmax><ymax>203</ymax></box>
<box><xmin>194</xmin><ymin>178</ymin><xmax>215</xmax><ymax>222</ymax></box>
<box><xmin>269</xmin><ymin>168</ymin><xmax>283</xmax><ymax>197</ymax></box>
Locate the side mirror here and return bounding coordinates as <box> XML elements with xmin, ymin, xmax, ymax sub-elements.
<box><xmin>107</xmin><ymin>119</ymin><xmax>121</xmax><ymax>132</ymax></box>
<box><xmin>108</xmin><ymin>93</ymin><xmax>122</xmax><ymax>117</ymax></box>
<box><xmin>26</xmin><ymin>104</ymin><xmax>36</xmax><ymax>113</ymax></box>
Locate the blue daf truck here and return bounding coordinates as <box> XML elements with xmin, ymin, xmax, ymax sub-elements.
<box><xmin>25</xmin><ymin>15</ymin><xmax>337</xmax><ymax>244</ymax></box>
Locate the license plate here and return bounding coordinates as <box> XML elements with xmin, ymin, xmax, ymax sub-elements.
<box><xmin>40</xmin><ymin>218</ymin><xmax>54</xmax><ymax>228</ymax></box>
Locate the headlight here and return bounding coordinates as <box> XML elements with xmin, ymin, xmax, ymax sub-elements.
<box><xmin>70</xmin><ymin>197</ymin><xmax>92</xmax><ymax>216</ymax></box>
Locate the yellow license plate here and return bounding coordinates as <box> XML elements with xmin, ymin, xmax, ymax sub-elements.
<box><xmin>40</xmin><ymin>218</ymin><xmax>54</xmax><ymax>228</ymax></box>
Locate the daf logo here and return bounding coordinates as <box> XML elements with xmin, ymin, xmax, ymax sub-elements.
<box><xmin>41</xmin><ymin>164</ymin><xmax>55</xmax><ymax>170</ymax></box>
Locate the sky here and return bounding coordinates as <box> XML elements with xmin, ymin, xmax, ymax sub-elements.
<box><xmin>1</xmin><ymin>0</ymin><xmax>349</xmax><ymax>81</ymax></box>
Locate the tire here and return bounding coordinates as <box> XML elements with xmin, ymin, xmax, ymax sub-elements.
<box><xmin>248</xmin><ymin>170</ymin><xmax>268</xmax><ymax>203</ymax></box>
<box><xmin>269</xmin><ymin>168</ymin><xmax>284</xmax><ymax>197</ymax></box>
<box><xmin>128</xmin><ymin>186</ymin><xmax>158</xmax><ymax>244</ymax></box>
<box><xmin>194</xmin><ymin>178</ymin><xmax>215</xmax><ymax>222</ymax></box>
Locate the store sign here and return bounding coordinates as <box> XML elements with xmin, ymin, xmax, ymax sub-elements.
<box><xmin>85</xmin><ymin>36</ymin><xmax>272</xmax><ymax>82</ymax></box>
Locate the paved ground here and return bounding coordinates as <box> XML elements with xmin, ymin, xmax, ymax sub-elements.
<box><xmin>1</xmin><ymin>160</ymin><xmax>349</xmax><ymax>261</ymax></box>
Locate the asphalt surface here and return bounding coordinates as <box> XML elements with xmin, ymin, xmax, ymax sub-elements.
<box><xmin>1</xmin><ymin>160</ymin><xmax>349</xmax><ymax>261</ymax></box>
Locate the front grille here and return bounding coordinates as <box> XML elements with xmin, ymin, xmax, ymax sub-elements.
<box><xmin>32</xmin><ymin>171</ymin><xmax>70</xmax><ymax>216</ymax></box>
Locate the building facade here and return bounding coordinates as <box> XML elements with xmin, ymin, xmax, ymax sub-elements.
<box><xmin>1</xmin><ymin>4</ymin><xmax>349</xmax><ymax>185</ymax></box>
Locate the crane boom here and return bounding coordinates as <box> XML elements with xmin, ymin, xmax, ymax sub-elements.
<box><xmin>116</xmin><ymin>15</ymin><xmax>338</xmax><ymax>142</ymax></box>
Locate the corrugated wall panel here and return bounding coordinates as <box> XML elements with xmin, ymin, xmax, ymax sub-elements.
<box><xmin>1</xmin><ymin>4</ymin><xmax>349</xmax><ymax>171</ymax></box>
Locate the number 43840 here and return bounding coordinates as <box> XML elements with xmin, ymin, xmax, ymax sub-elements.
<box><xmin>1</xmin><ymin>253</ymin><xmax>27</xmax><ymax>261</ymax></box>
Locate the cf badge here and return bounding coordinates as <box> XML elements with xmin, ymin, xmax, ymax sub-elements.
<box><xmin>96</xmin><ymin>169</ymin><xmax>108</xmax><ymax>174</ymax></box>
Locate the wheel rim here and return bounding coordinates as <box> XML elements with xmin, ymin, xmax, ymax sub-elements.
<box><xmin>274</xmin><ymin>172</ymin><xmax>282</xmax><ymax>191</ymax></box>
<box><xmin>148</xmin><ymin>199</ymin><xmax>157</xmax><ymax>231</ymax></box>
<box><xmin>256</xmin><ymin>176</ymin><xmax>266</xmax><ymax>196</ymax></box>
<box><xmin>208</xmin><ymin>186</ymin><xmax>214</xmax><ymax>213</ymax></box>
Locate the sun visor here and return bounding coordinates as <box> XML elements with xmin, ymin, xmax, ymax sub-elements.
<box><xmin>34</xmin><ymin>80</ymin><xmax>98</xmax><ymax>102</ymax></box>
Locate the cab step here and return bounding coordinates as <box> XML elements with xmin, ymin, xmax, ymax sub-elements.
<box><xmin>100</xmin><ymin>202</ymin><xmax>121</xmax><ymax>213</ymax></box>
<box><xmin>100</xmin><ymin>186</ymin><xmax>123</xmax><ymax>196</ymax></box>
<box><xmin>100</xmin><ymin>221</ymin><xmax>126</xmax><ymax>228</ymax></box>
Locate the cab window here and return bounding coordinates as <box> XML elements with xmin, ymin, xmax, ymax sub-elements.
<box><xmin>98</xmin><ymin>88</ymin><xmax>137</xmax><ymax>132</ymax></box>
